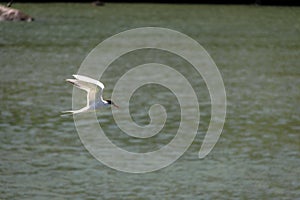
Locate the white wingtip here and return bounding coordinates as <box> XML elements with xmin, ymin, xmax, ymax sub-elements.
<box><xmin>72</xmin><ymin>74</ymin><xmax>84</xmax><ymax>80</ymax></box>
<box><xmin>71</xmin><ymin>74</ymin><xmax>105</xmax><ymax>89</ymax></box>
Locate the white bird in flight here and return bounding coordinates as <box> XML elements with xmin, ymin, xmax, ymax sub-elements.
<box><xmin>63</xmin><ymin>74</ymin><xmax>118</xmax><ymax>115</ymax></box>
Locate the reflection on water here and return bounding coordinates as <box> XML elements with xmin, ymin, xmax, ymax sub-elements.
<box><xmin>1</xmin><ymin>3</ymin><xmax>299</xmax><ymax>199</ymax></box>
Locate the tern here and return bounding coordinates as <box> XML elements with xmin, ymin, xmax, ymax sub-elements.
<box><xmin>62</xmin><ymin>74</ymin><xmax>118</xmax><ymax>115</ymax></box>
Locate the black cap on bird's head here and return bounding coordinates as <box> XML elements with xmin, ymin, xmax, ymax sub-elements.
<box><xmin>106</xmin><ymin>100</ymin><xmax>119</xmax><ymax>108</ymax></box>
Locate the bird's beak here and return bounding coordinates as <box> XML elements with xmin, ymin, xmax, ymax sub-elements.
<box><xmin>113</xmin><ymin>103</ymin><xmax>119</xmax><ymax>109</ymax></box>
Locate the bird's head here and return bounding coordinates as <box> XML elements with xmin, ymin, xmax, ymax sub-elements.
<box><xmin>106</xmin><ymin>100</ymin><xmax>119</xmax><ymax>108</ymax></box>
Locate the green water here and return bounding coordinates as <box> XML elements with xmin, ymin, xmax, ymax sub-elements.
<box><xmin>1</xmin><ymin>3</ymin><xmax>299</xmax><ymax>199</ymax></box>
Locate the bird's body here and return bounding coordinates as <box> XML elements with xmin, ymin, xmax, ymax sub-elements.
<box><xmin>63</xmin><ymin>74</ymin><xmax>118</xmax><ymax>115</ymax></box>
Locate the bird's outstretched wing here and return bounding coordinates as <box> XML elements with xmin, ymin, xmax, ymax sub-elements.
<box><xmin>66</xmin><ymin>74</ymin><xmax>105</xmax><ymax>107</ymax></box>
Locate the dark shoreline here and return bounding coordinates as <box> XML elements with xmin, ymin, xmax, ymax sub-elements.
<box><xmin>0</xmin><ymin>0</ymin><xmax>299</xmax><ymax>6</ymax></box>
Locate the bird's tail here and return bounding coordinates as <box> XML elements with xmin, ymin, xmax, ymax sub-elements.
<box><xmin>61</xmin><ymin>107</ymin><xmax>89</xmax><ymax>117</ymax></box>
<box><xmin>61</xmin><ymin>110</ymin><xmax>76</xmax><ymax>117</ymax></box>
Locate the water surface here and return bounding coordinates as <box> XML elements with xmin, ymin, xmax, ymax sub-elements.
<box><xmin>1</xmin><ymin>3</ymin><xmax>299</xmax><ymax>199</ymax></box>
